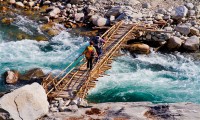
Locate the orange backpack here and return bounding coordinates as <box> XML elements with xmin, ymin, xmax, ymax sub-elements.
<box><xmin>85</xmin><ymin>46</ymin><xmax>94</xmax><ymax>58</ymax></box>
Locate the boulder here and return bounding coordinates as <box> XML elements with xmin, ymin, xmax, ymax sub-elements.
<box><xmin>15</xmin><ymin>2</ymin><xmax>24</xmax><ymax>8</ymax></box>
<box><xmin>175</xmin><ymin>24</ymin><xmax>190</xmax><ymax>35</ymax></box>
<box><xmin>5</xmin><ymin>70</ymin><xmax>19</xmax><ymax>84</ymax></box>
<box><xmin>92</xmin><ymin>17</ymin><xmax>108</xmax><ymax>27</ymax></box>
<box><xmin>185</xmin><ymin>3</ymin><xmax>194</xmax><ymax>10</ymax></box>
<box><xmin>28</xmin><ymin>1</ymin><xmax>35</xmax><ymax>7</ymax></box>
<box><xmin>74</xmin><ymin>13</ymin><xmax>85</xmax><ymax>22</ymax></box>
<box><xmin>171</xmin><ymin>6</ymin><xmax>188</xmax><ymax>19</ymax></box>
<box><xmin>190</xmin><ymin>27</ymin><xmax>199</xmax><ymax>36</ymax></box>
<box><xmin>166</xmin><ymin>36</ymin><xmax>183</xmax><ymax>50</ymax></box>
<box><xmin>49</xmin><ymin>7</ymin><xmax>61</xmax><ymax>18</ymax></box>
<box><xmin>105</xmin><ymin>6</ymin><xmax>123</xmax><ymax>17</ymax></box>
<box><xmin>183</xmin><ymin>36</ymin><xmax>199</xmax><ymax>51</ymax></box>
<box><xmin>128</xmin><ymin>43</ymin><xmax>150</xmax><ymax>54</ymax></box>
<box><xmin>9</xmin><ymin>0</ymin><xmax>15</xmax><ymax>4</ymax></box>
<box><xmin>20</xmin><ymin>68</ymin><xmax>45</xmax><ymax>81</ymax></box>
<box><xmin>0</xmin><ymin>83</ymin><xmax>49</xmax><ymax>120</ymax></box>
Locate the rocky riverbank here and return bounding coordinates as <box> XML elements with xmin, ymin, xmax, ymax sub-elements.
<box><xmin>1</xmin><ymin>83</ymin><xmax>200</xmax><ymax>120</ymax></box>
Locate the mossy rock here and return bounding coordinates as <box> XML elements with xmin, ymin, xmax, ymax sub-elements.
<box><xmin>16</xmin><ymin>33</ymin><xmax>30</xmax><ymax>40</ymax></box>
<box><xmin>40</xmin><ymin>22</ymin><xmax>55</xmax><ymax>32</ymax></box>
<box><xmin>1</xmin><ymin>18</ymin><xmax>14</xmax><ymax>25</ymax></box>
<box><xmin>35</xmin><ymin>35</ymin><xmax>48</xmax><ymax>41</ymax></box>
<box><xmin>47</xmin><ymin>29</ymin><xmax>60</xmax><ymax>36</ymax></box>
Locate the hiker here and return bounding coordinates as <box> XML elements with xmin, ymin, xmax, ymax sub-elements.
<box><xmin>82</xmin><ymin>41</ymin><xmax>98</xmax><ymax>70</ymax></box>
<box><xmin>91</xmin><ymin>35</ymin><xmax>105</xmax><ymax>58</ymax></box>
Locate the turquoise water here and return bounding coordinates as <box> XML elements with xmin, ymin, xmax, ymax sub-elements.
<box><xmin>87</xmin><ymin>53</ymin><xmax>200</xmax><ymax>103</ymax></box>
<box><xmin>1</xmin><ymin>16</ymin><xmax>200</xmax><ymax>104</ymax></box>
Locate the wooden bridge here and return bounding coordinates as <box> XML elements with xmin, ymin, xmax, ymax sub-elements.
<box><xmin>42</xmin><ymin>21</ymin><xmax>161</xmax><ymax>100</ymax></box>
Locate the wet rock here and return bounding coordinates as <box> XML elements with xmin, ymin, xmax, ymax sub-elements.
<box><xmin>166</xmin><ymin>36</ymin><xmax>183</xmax><ymax>51</ymax></box>
<box><xmin>16</xmin><ymin>33</ymin><xmax>30</xmax><ymax>40</ymax></box>
<box><xmin>16</xmin><ymin>2</ymin><xmax>25</xmax><ymax>8</ymax></box>
<box><xmin>127</xmin><ymin>43</ymin><xmax>150</xmax><ymax>54</ymax></box>
<box><xmin>171</xmin><ymin>6</ymin><xmax>188</xmax><ymax>20</ymax></box>
<box><xmin>5</xmin><ymin>70</ymin><xmax>19</xmax><ymax>84</ymax></box>
<box><xmin>20</xmin><ymin>68</ymin><xmax>45</xmax><ymax>81</ymax></box>
<box><xmin>35</xmin><ymin>35</ymin><xmax>48</xmax><ymax>41</ymax></box>
<box><xmin>1</xmin><ymin>18</ymin><xmax>14</xmax><ymax>25</ymax></box>
<box><xmin>175</xmin><ymin>24</ymin><xmax>191</xmax><ymax>35</ymax></box>
<box><xmin>47</xmin><ymin>29</ymin><xmax>60</xmax><ymax>36</ymax></box>
<box><xmin>190</xmin><ymin>27</ymin><xmax>200</xmax><ymax>36</ymax></box>
<box><xmin>40</xmin><ymin>22</ymin><xmax>55</xmax><ymax>31</ymax></box>
<box><xmin>0</xmin><ymin>83</ymin><xmax>49</xmax><ymax>120</ymax></box>
<box><xmin>183</xmin><ymin>36</ymin><xmax>199</xmax><ymax>51</ymax></box>
<box><xmin>39</xmin><ymin>16</ymin><xmax>50</xmax><ymax>23</ymax></box>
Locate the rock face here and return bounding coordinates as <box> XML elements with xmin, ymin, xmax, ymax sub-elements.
<box><xmin>0</xmin><ymin>83</ymin><xmax>49</xmax><ymax>120</ymax></box>
<box><xmin>171</xmin><ymin>6</ymin><xmax>188</xmax><ymax>19</ymax></box>
<box><xmin>5</xmin><ymin>70</ymin><xmax>19</xmax><ymax>84</ymax></box>
<box><xmin>183</xmin><ymin>36</ymin><xmax>199</xmax><ymax>51</ymax></box>
<box><xmin>167</xmin><ymin>36</ymin><xmax>183</xmax><ymax>50</ymax></box>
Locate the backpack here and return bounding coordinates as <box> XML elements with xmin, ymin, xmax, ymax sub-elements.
<box><xmin>92</xmin><ymin>36</ymin><xmax>100</xmax><ymax>47</ymax></box>
<box><xmin>85</xmin><ymin>46</ymin><xmax>94</xmax><ymax>58</ymax></box>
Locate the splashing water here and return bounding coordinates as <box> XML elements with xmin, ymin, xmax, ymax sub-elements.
<box><xmin>87</xmin><ymin>53</ymin><xmax>200</xmax><ymax>104</ymax></box>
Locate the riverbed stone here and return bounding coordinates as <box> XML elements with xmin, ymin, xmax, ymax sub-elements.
<box><xmin>16</xmin><ymin>2</ymin><xmax>25</xmax><ymax>8</ymax></box>
<box><xmin>0</xmin><ymin>83</ymin><xmax>49</xmax><ymax>120</ymax></box>
<box><xmin>105</xmin><ymin>6</ymin><xmax>123</xmax><ymax>17</ymax></box>
<box><xmin>175</xmin><ymin>24</ymin><xmax>191</xmax><ymax>35</ymax></box>
<box><xmin>185</xmin><ymin>3</ymin><xmax>194</xmax><ymax>10</ymax></box>
<box><xmin>190</xmin><ymin>27</ymin><xmax>199</xmax><ymax>36</ymax></box>
<box><xmin>167</xmin><ymin>36</ymin><xmax>183</xmax><ymax>50</ymax></box>
<box><xmin>171</xmin><ymin>6</ymin><xmax>188</xmax><ymax>20</ymax></box>
<box><xmin>9</xmin><ymin>0</ymin><xmax>15</xmax><ymax>4</ymax></box>
<box><xmin>128</xmin><ymin>43</ymin><xmax>150</xmax><ymax>54</ymax></box>
<box><xmin>74</xmin><ymin>13</ymin><xmax>85</xmax><ymax>22</ymax></box>
<box><xmin>183</xmin><ymin>36</ymin><xmax>199</xmax><ymax>51</ymax></box>
<box><xmin>5</xmin><ymin>70</ymin><xmax>19</xmax><ymax>84</ymax></box>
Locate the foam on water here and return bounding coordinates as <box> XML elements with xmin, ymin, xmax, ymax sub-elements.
<box><xmin>0</xmin><ymin>31</ymin><xmax>87</xmax><ymax>84</ymax></box>
<box><xmin>87</xmin><ymin>52</ymin><xmax>200</xmax><ymax>103</ymax></box>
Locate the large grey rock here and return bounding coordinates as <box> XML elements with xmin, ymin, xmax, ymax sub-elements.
<box><xmin>183</xmin><ymin>36</ymin><xmax>199</xmax><ymax>51</ymax></box>
<box><xmin>167</xmin><ymin>36</ymin><xmax>183</xmax><ymax>50</ymax></box>
<box><xmin>175</xmin><ymin>24</ymin><xmax>190</xmax><ymax>35</ymax></box>
<box><xmin>0</xmin><ymin>83</ymin><xmax>49</xmax><ymax>120</ymax></box>
<box><xmin>20</xmin><ymin>68</ymin><xmax>44</xmax><ymax>81</ymax></box>
<box><xmin>105</xmin><ymin>6</ymin><xmax>123</xmax><ymax>17</ymax></box>
<box><xmin>171</xmin><ymin>6</ymin><xmax>188</xmax><ymax>19</ymax></box>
